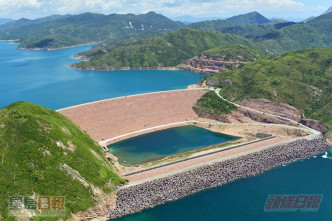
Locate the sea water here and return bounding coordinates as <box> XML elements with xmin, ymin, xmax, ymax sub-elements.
<box><xmin>115</xmin><ymin>152</ymin><xmax>332</xmax><ymax>221</ymax></box>
<box><xmin>1</xmin><ymin>41</ymin><xmax>331</xmax><ymax>221</ymax></box>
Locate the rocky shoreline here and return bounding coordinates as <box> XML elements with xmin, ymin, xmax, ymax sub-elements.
<box><xmin>108</xmin><ymin>136</ymin><xmax>331</xmax><ymax>219</ymax></box>
<box><xmin>68</xmin><ymin>64</ymin><xmax>180</xmax><ymax>71</ymax></box>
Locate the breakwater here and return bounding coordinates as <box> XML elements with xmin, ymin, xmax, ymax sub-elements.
<box><xmin>109</xmin><ymin>137</ymin><xmax>331</xmax><ymax>219</ymax></box>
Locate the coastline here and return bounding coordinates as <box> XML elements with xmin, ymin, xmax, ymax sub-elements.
<box><xmin>107</xmin><ymin>136</ymin><xmax>331</xmax><ymax>219</ymax></box>
<box><xmin>67</xmin><ymin>64</ymin><xmax>181</xmax><ymax>71</ymax></box>
<box><xmin>0</xmin><ymin>39</ymin><xmax>19</xmax><ymax>42</ymax></box>
<box><xmin>68</xmin><ymin>62</ymin><xmax>218</xmax><ymax>74</ymax></box>
<box><xmin>17</xmin><ymin>42</ymin><xmax>98</xmax><ymax>51</ymax></box>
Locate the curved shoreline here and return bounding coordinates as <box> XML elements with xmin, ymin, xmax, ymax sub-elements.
<box><xmin>108</xmin><ymin>136</ymin><xmax>331</xmax><ymax>219</ymax></box>
<box><xmin>68</xmin><ymin>64</ymin><xmax>180</xmax><ymax>71</ymax></box>
<box><xmin>17</xmin><ymin>42</ymin><xmax>97</xmax><ymax>51</ymax></box>
<box><xmin>0</xmin><ymin>40</ymin><xmax>97</xmax><ymax>50</ymax></box>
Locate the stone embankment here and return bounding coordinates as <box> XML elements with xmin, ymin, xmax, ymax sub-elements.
<box><xmin>109</xmin><ymin>137</ymin><xmax>331</xmax><ymax>219</ymax></box>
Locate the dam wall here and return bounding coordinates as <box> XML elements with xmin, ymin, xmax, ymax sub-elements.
<box><xmin>58</xmin><ymin>89</ymin><xmax>207</xmax><ymax>143</ymax></box>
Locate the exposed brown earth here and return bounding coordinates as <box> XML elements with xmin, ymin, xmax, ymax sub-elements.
<box><xmin>178</xmin><ymin>54</ymin><xmax>249</xmax><ymax>74</ymax></box>
<box><xmin>194</xmin><ymin>106</ymin><xmax>298</xmax><ymax>127</ymax></box>
<box><xmin>301</xmin><ymin>118</ymin><xmax>328</xmax><ymax>132</ymax></box>
<box><xmin>58</xmin><ymin>89</ymin><xmax>207</xmax><ymax>143</ymax></box>
<box><xmin>326</xmin><ymin>132</ymin><xmax>332</xmax><ymax>144</ymax></box>
<box><xmin>69</xmin><ymin>64</ymin><xmax>180</xmax><ymax>71</ymax></box>
<box><xmin>239</xmin><ymin>99</ymin><xmax>302</xmax><ymax>122</ymax></box>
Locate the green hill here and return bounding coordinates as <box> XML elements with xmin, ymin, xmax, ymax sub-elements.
<box><xmin>209</xmin><ymin>48</ymin><xmax>332</xmax><ymax>129</ymax></box>
<box><xmin>194</xmin><ymin>91</ymin><xmax>237</xmax><ymax>115</ymax></box>
<box><xmin>226</xmin><ymin>11</ymin><xmax>271</xmax><ymax>25</ymax></box>
<box><xmin>187</xmin><ymin>19</ymin><xmax>236</xmax><ymax>31</ymax></box>
<box><xmin>203</xmin><ymin>45</ymin><xmax>266</xmax><ymax>61</ymax></box>
<box><xmin>186</xmin><ymin>12</ymin><xmax>332</xmax><ymax>55</ymax></box>
<box><xmin>187</xmin><ymin>18</ymin><xmax>278</xmax><ymax>39</ymax></box>
<box><xmin>0</xmin><ymin>12</ymin><xmax>184</xmax><ymax>49</ymax></box>
<box><xmin>0</xmin><ymin>18</ymin><xmax>12</xmax><ymax>25</ymax></box>
<box><xmin>0</xmin><ymin>102</ymin><xmax>124</xmax><ymax>220</ymax></box>
<box><xmin>72</xmin><ymin>28</ymin><xmax>256</xmax><ymax>69</ymax></box>
<box><xmin>252</xmin><ymin>12</ymin><xmax>332</xmax><ymax>55</ymax></box>
<box><xmin>307</xmin><ymin>12</ymin><xmax>332</xmax><ymax>37</ymax></box>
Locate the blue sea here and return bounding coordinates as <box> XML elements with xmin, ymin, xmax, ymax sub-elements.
<box><xmin>1</xmin><ymin>41</ymin><xmax>331</xmax><ymax>220</ymax></box>
<box><xmin>116</xmin><ymin>152</ymin><xmax>332</xmax><ymax>221</ymax></box>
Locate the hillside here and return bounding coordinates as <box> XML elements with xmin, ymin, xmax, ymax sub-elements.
<box><xmin>179</xmin><ymin>45</ymin><xmax>265</xmax><ymax>73</ymax></box>
<box><xmin>194</xmin><ymin>91</ymin><xmax>237</xmax><ymax>115</ymax></box>
<box><xmin>186</xmin><ymin>12</ymin><xmax>332</xmax><ymax>55</ymax></box>
<box><xmin>71</xmin><ymin>28</ymin><xmax>256</xmax><ymax>70</ymax></box>
<box><xmin>252</xmin><ymin>12</ymin><xmax>332</xmax><ymax>55</ymax></box>
<box><xmin>307</xmin><ymin>12</ymin><xmax>332</xmax><ymax>36</ymax></box>
<box><xmin>209</xmin><ymin>48</ymin><xmax>332</xmax><ymax>129</ymax></box>
<box><xmin>0</xmin><ymin>18</ymin><xmax>12</xmax><ymax>25</ymax></box>
<box><xmin>226</xmin><ymin>11</ymin><xmax>271</xmax><ymax>25</ymax></box>
<box><xmin>323</xmin><ymin>6</ymin><xmax>332</xmax><ymax>15</ymax></box>
<box><xmin>0</xmin><ymin>15</ymin><xmax>72</xmax><ymax>31</ymax></box>
<box><xmin>0</xmin><ymin>12</ymin><xmax>183</xmax><ymax>49</ymax></box>
<box><xmin>187</xmin><ymin>19</ymin><xmax>236</xmax><ymax>31</ymax></box>
<box><xmin>203</xmin><ymin>45</ymin><xmax>265</xmax><ymax>60</ymax></box>
<box><xmin>0</xmin><ymin>102</ymin><xmax>124</xmax><ymax>220</ymax></box>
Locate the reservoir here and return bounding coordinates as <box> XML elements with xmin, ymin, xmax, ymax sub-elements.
<box><xmin>1</xmin><ymin>41</ymin><xmax>332</xmax><ymax>221</ymax></box>
<box><xmin>108</xmin><ymin>125</ymin><xmax>237</xmax><ymax>166</ymax></box>
<box><xmin>0</xmin><ymin>41</ymin><xmax>204</xmax><ymax>110</ymax></box>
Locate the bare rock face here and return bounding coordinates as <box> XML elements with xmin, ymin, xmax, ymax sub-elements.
<box><xmin>179</xmin><ymin>54</ymin><xmax>249</xmax><ymax>74</ymax></box>
<box><xmin>326</xmin><ymin>132</ymin><xmax>332</xmax><ymax>144</ymax></box>
<box><xmin>239</xmin><ymin>99</ymin><xmax>302</xmax><ymax>122</ymax></box>
<box><xmin>206</xmin><ymin>79</ymin><xmax>232</xmax><ymax>87</ymax></box>
<box><xmin>206</xmin><ymin>79</ymin><xmax>220</xmax><ymax>87</ymax></box>
<box><xmin>239</xmin><ymin>109</ymin><xmax>291</xmax><ymax>125</ymax></box>
<box><xmin>301</xmin><ymin>119</ymin><xmax>328</xmax><ymax>132</ymax></box>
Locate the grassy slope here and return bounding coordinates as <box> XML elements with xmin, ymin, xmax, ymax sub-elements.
<box><xmin>187</xmin><ymin>19</ymin><xmax>236</xmax><ymax>32</ymax></box>
<box><xmin>73</xmin><ymin>28</ymin><xmax>256</xmax><ymax>69</ymax></box>
<box><xmin>187</xmin><ymin>12</ymin><xmax>332</xmax><ymax>55</ymax></box>
<box><xmin>210</xmin><ymin>48</ymin><xmax>332</xmax><ymax>129</ymax></box>
<box><xmin>226</xmin><ymin>12</ymin><xmax>271</xmax><ymax>25</ymax></box>
<box><xmin>0</xmin><ymin>102</ymin><xmax>124</xmax><ymax>220</ymax></box>
<box><xmin>203</xmin><ymin>45</ymin><xmax>266</xmax><ymax>61</ymax></box>
<box><xmin>194</xmin><ymin>91</ymin><xmax>237</xmax><ymax>115</ymax></box>
<box><xmin>254</xmin><ymin>13</ymin><xmax>332</xmax><ymax>55</ymax></box>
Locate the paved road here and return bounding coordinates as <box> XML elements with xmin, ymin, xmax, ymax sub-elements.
<box><xmin>209</xmin><ymin>87</ymin><xmax>320</xmax><ymax>135</ymax></box>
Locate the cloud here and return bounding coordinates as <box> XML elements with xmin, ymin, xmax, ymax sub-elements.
<box><xmin>0</xmin><ymin>0</ymin><xmax>41</xmax><ymax>8</ymax></box>
<box><xmin>0</xmin><ymin>0</ymin><xmax>326</xmax><ymax>19</ymax></box>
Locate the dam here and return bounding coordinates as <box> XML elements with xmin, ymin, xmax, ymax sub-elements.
<box><xmin>58</xmin><ymin>89</ymin><xmax>207</xmax><ymax>144</ymax></box>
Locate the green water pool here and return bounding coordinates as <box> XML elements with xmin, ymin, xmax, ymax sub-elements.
<box><xmin>108</xmin><ymin>125</ymin><xmax>237</xmax><ymax>166</ymax></box>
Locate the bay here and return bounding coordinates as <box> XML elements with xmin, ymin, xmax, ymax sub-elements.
<box><xmin>0</xmin><ymin>41</ymin><xmax>203</xmax><ymax>110</ymax></box>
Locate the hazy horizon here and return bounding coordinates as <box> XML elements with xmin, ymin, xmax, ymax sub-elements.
<box><xmin>0</xmin><ymin>0</ymin><xmax>330</xmax><ymax>21</ymax></box>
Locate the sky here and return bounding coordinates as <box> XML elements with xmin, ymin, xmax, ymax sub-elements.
<box><xmin>0</xmin><ymin>0</ymin><xmax>330</xmax><ymax>21</ymax></box>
